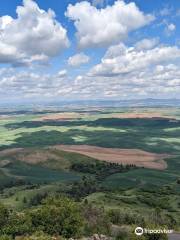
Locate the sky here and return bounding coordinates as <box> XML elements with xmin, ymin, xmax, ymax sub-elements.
<box><xmin>0</xmin><ymin>0</ymin><xmax>179</xmax><ymax>103</ymax></box>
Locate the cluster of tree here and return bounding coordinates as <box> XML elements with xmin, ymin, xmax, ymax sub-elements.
<box><xmin>28</xmin><ymin>192</ymin><xmax>48</xmax><ymax>206</ymax></box>
<box><xmin>0</xmin><ymin>196</ymin><xmax>83</xmax><ymax>239</ymax></box>
<box><xmin>71</xmin><ymin>161</ymin><xmax>137</xmax><ymax>180</ymax></box>
<box><xmin>137</xmin><ymin>195</ymin><xmax>170</xmax><ymax>210</ymax></box>
<box><xmin>0</xmin><ymin>196</ymin><xmax>115</xmax><ymax>239</ymax></box>
<box><xmin>68</xmin><ymin>176</ymin><xmax>99</xmax><ymax>199</ymax></box>
<box><xmin>0</xmin><ymin>179</ymin><xmax>26</xmax><ymax>191</ymax></box>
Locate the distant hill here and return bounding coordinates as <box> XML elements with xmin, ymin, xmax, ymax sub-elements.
<box><xmin>0</xmin><ymin>98</ymin><xmax>180</xmax><ymax>112</ymax></box>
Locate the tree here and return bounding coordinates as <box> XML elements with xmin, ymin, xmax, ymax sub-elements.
<box><xmin>23</xmin><ymin>196</ymin><xmax>27</xmax><ymax>204</ymax></box>
<box><xmin>29</xmin><ymin>192</ymin><xmax>48</xmax><ymax>206</ymax></box>
<box><xmin>177</xmin><ymin>178</ymin><xmax>180</xmax><ymax>184</ymax></box>
<box><xmin>2</xmin><ymin>212</ymin><xmax>32</xmax><ymax>238</ymax></box>
<box><xmin>30</xmin><ymin>196</ymin><xmax>84</xmax><ymax>238</ymax></box>
<box><xmin>69</xmin><ymin>176</ymin><xmax>98</xmax><ymax>199</ymax></box>
<box><xmin>0</xmin><ymin>203</ymin><xmax>9</xmax><ymax>230</ymax></box>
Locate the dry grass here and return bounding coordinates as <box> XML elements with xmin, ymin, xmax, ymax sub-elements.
<box><xmin>0</xmin><ymin>145</ymin><xmax>169</xmax><ymax>170</ymax></box>
<box><xmin>0</xmin><ymin>148</ymin><xmax>60</xmax><ymax>164</ymax></box>
<box><xmin>37</xmin><ymin>112</ymin><xmax>84</xmax><ymax>121</ymax></box>
<box><xmin>52</xmin><ymin>145</ymin><xmax>169</xmax><ymax>170</ymax></box>
<box><xmin>110</xmin><ymin>112</ymin><xmax>175</xmax><ymax>119</ymax></box>
<box><xmin>0</xmin><ymin>148</ymin><xmax>23</xmax><ymax>157</ymax></box>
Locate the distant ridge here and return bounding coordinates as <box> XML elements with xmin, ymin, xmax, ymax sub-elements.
<box><xmin>0</xmin><ymin>99</ymin><xmax>180</xmax><ymax>111</ymax></box>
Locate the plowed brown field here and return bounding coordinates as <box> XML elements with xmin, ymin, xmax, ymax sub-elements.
<box><xmin>52</xmin><ymin>145</ymin><xmax>169</xmax><ymax>170</ymax></box>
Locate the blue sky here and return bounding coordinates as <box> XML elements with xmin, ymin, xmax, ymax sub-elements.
<box><xmin>0</xmin><ymin>0</ymin><xmax>179</xmax><ymax>103</ymax></box>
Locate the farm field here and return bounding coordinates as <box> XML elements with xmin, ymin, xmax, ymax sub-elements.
<box><xmin>0</xmin><ymin>106</ymin><xmax>180</xmax><ymax>238</ymax></box>
<box><xmin>52</xmin><ymin>145</ymin><xmax>168</xmax><ymax>170</ymax></box>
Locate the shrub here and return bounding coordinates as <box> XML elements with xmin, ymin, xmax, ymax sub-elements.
<box><xmin>0</xmin><ymin>203</ymin><xmax>9</xmax><ymax>228</ymax></box>
<box><xmin>30</xmin><ymin>196</ymin><xmax>83</xmax><ymax>238</ymax></box>
<box><xmin>0</xmin><ymin>235</ymin><xmax>12</xmax><ymax>240</ymax></box>
<box><xmin>2</xmin><ymin>212</ymin><xmax>32</xmax><ymax>238</ymax></box>
<box><xmin>108</xmin><ymin>209</ymin><xmax>145</xmax><ymax>226</ymax></box>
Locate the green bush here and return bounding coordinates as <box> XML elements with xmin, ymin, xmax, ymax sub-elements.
<box><xmin>2</xmin><ymin>212</ymin><xmax>32</xmax><ymax>237</ymax></box>
<box><xmin>30</xmin><ymin>196</ymin><xmax>83</xmax><ymax>238</ymax></box>
<box><xmin>108</xmin><ymin>209</ymin><xmax>145</xmax><ymax>226</ymax></box>
<box><xmin>0</xmin><ymin>197</ymin><xmax>83</xmax><ymax>239</ymax></box>
<box><xmin>0</xmin><ymin>235</ymin><xmax>12</xmax><ymax>240</ymax></box>
<box><xmin>0</xmin><ymin>204</ymin><xmax>9</xmax><ymax>228</ymax></box>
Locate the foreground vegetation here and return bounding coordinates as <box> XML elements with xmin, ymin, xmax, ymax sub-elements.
<box><xmin>0</xmin><ymin>195</ymin><xmax>170</xmax><ymax>240</ymax></box>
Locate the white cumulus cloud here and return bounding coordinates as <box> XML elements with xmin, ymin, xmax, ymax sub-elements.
<box><xmin>89</xmin><ymin>43</ymin><xmax>180</xmax><ymax>76</ymax></box>
<box><xmin>66</xmin><ymin>0</ymin><xmax>154</xmax><ymax>48</ymax></box>
<box><xmin>135</xmin><ymin>38</ymin><xmax>159</xmax><ymax>50</ymax></box>
<box><xmin>167</xmin><ymin>23</ymin><xmax>176</xmax><ymax>31</ymax></box>
<box><xmin>58</xmin><ymin>69</ymin><xmax>67</xmax><ymax>77</ymax></box>
<box><xmin>0</xmin><ymin>0</ymin><xmax>69</xmax><ymax>66</ymax></box>
<box><xmin>68</xmin><ymin>52</ymin><xmax>90</xmax><ymax>66</ymax></box>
